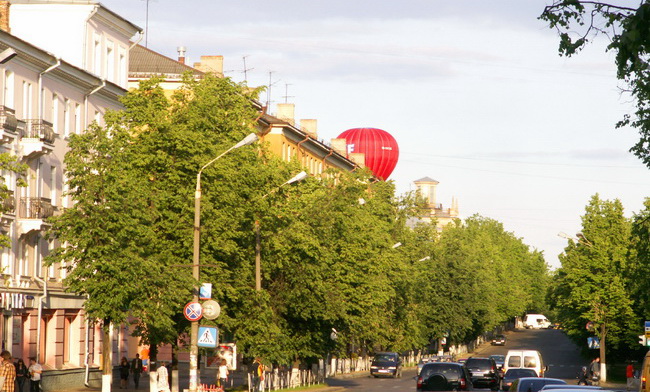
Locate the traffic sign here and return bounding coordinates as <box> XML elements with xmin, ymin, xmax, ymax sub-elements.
<box><xmin>184</xmin><ymin>302</ymin><xmax>203</xmax><ymax>322</ymax></box>
<box><xmin>202</xmin><ymin>300</ymin><xmax>221</xmax><ymax>320</ymax></box>
<box><xmin>200</xmin><ymin>283</ymin><xmax>212</xmax><ymax>300</ymax></box>
<box><xmin>198</xmin><ymin>326</ymin><xmax>218</xmax><ymax>348</ymax></box>
<box><xmin>645</xmin><ymin>321</ymin><xmax>650</xmax><ymax>338</ymax></box>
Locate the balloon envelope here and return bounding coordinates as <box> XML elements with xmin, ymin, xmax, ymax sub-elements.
<box><xmin>337</xmin><ymin>128</ymin><xmax>399</xmax><ymax>180</ymax></box>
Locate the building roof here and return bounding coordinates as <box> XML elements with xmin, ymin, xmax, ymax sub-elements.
<box><xmin>414</xmin><ymin>176</ymin><xmax>439</xmax><ymax>184</ymax></box>
<box><xmin>129</xmin><ymin>45</ymin><xmax>203</xmax><ymax>78</ymax></box>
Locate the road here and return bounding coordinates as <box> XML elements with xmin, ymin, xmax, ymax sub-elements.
<box><xmin>326</xmin><ymin>328</ymin><xmax>589</xmax><ymax>392</ymax></box>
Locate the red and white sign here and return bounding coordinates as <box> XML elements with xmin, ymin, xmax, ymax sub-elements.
<box><xmin>184</xmin><ymin>302</ymin><xmax>203</xmax><ymax>321</ymax></box>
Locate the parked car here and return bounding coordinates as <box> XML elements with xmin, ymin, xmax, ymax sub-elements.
<box><xmin>509</xmin><ymin>377</ymin><xmax>566</xmax><ymax>392</ymax></box>
<box><xmin>502</xmin><ymin>368</ymin><xmax>539</xmax><ymax>391</ymax></box>
<box><xmin>370</xmin><ymin>352</ymin><xmax>402</xmax><ymax>378</ymax></box>
<box><xmin>417</xmin><ymin>362</ymin><xmax>473</xmax><ymax>392</ymax></box>
<box><xmin>465</xmin><ymin>357</ymin><xmax>501</xmax><ymax>390</ymax></box>
<box><xmin>492</xmin><ymin>334</ymin><xmax>507</xmax><ymax>346</ymax></box>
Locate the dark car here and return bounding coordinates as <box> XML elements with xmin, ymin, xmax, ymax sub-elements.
<box><xmin>417</xmin><ymin>362</ymin><xmax>473</xmax><ymax>391</ymax></box>
<box><xmin>492</xmin><ymin>334</ymin><xmax>507</xmax><ymax>346</ymax></box>
<box><xmin>502</xmin><ymin>368</ymin><xmax>539</xmax><ymax>391</ymax></box>
<box><xmin>370</xmin><ymin>352</ymin><xmax>402</xmax><ymax>378</ymax></box>
<box><xmin>490</xmin><ymin>355</ymin><xmax>506</xmax><ymax>370</ymax></box>
<box><xmin>465</xmin><ymin>357</ymin><xmax>501</xmax><ymax>390</ymax></box>
<box><xmin>509</xmin><ymin>377</ymin><xmax>567</xmax><ymax>392</ymax></box>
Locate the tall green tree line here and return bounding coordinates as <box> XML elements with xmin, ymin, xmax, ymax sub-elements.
<box><xmin>47</xmin><ymin>74</ymin><xmax>550</xmax><ymax>366</ymax></box>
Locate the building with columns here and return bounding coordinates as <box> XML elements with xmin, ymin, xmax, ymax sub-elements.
<box><xmin>410</xmin><ymin>176</ymin><xmax>460</xmax><ymax>231</ymax></box>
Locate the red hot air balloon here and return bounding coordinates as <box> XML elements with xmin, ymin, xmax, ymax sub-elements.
<box><xmin>337</xmin><ymin>128</ymin><xmax>399</xmax><ymax>180</ymax></box>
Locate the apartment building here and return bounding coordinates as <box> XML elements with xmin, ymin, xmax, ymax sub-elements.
<box><xmin>0</xmin><ymin>0</ymin><xmax>141</xmax><ymax>388</ymax></box>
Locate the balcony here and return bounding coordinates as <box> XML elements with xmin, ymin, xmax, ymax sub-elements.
<box><xmin>0</xmin><ymin>106</ymin><xmax>18</xmax><ymax>143</ymax></box>
<box><xmin>19</xmin><ymin>119</ymin><xmax>55</xmax><ymax>159</ymax></box>
<box><xmin>16</xmin><ymin>197</ymin><xmax>53</xmax><ymax>234</ymax></box>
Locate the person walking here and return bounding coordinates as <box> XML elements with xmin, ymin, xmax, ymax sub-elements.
<box><xmin>217</xmin><ymin>358</ymin><xmax>229</xmax><ymax>388</ymax></box>
<box><xmin>119</xmin><ymin>357</ymin><xmax>130</xmax><ymax>389</ymax></box>
<box><xmin>131</xmin><ymin>354</ymin><xmax>143</xmax><ymax>389</ymax></box>
<box><xmin>156</xmin><ymin>362</ymin><xmax>170</xmax><ymax>392</ymax></box>
<box><xmin>627</xmin><ymin>363</ymin><xmax>635</xmax><ymax>390</ymax></box>
<box><xmin>0</xmin><ymin>351</ymin><xmax>16</xmax><ymax>392</ymax></box>
<box><xmin>589</xmin><ymin>357</ymin><xmax>601</xmax><ymax>386</ymax></box>
<box><xmin>13</xmin><ymin>359</ymin><xmax>28</xmax><ymax>392</ymax></box>
<box><xmin>249</xmin><ymin>358</ymin><xmax>264</xmax><ymax>392</ymax></box>
<box><xmin>27</xmin><ymin>358</ymin><xmax>41</xmax><ymax>392</ymax></box>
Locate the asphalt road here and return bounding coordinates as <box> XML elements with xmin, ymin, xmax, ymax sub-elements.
<box><xmin>326</xmin><ymin>328</ymin><xmax>590</xmax><ymax>392</ymax></box>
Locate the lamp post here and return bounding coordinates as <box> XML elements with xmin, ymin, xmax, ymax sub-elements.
<box><xmin>255</xmin><ymin>171</ymin><xmax>308</xmax><ymax>291</ymax></box>
<box><xmin>189</xmin><ymin>132</ymin><xmax>258</xmax><ymax>392</ymax></box>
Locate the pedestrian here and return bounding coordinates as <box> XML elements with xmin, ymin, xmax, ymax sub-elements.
<box><xmin>249</xmin><ymin>358</ymin><xmax>264</xmax><ymax>392</ymax></box>
<box><xmin>589</xmin><ymin>357</ymin><xmax>600</xmax><ymax>386</ymax></box>
<box><xmin>217</xmin><ymin>358</ymin><xmax>229</xmax><ymax>388</ymax></box>
<box><xmin>13</xmin><ymin>359</ymin><xmax>28</xmax><ymax>392</ymax></box>
<box><xmin>27</xmin><ymin>357</ymin><xmax>41</xmax><ymax>392</ymax></box>
<box><xmin>156</xmin><ymin>361</ymin><xmax>170</xmax><ymax>392</ymax></box>
<box><xmin>131</xmin><ymin>353</ymin><xmax>143</xmax><ymax>389</ymax></box>
<box><xmin>119</xmin><ymin>357</ymin><xmax>130</xmax><ymax>389</ymax></box>
<box><xmin>627</xmin><ymin>363</ymin><xmax>635</xmax><ymax>390</ymax></box>
<box><xmin>0</xmin><ymin>351</ymin><xmax>16</xmax><ymax>392</ymax></box>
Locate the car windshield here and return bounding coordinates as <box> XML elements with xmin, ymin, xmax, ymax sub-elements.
<box><xmin>524</xmin><ymin>356</ymin><xmax>538</xmax><ymax>367</ymax></box>
<box><xmin>505</xmin><ymin>369</ymin><xmax>538</xmax><ymax>378</ymax></box>
<box><xmin>374</xmin><ymin>354</ymin><xmax>397</xmax><ymax>362</ymax></box>
<box><xmin>491</xmin><ymin>355</ymin><xmax>505</xmax><ymax>362</ymax></box>
<box><xmin>508</xmin><ymin>356</ymin><xmax>522</xmax><ymax>367</ymax></box>
<box><xmin>421</xmin><ymin>364</ymin><xmax>461</xmax><ymax>380</ymax></box>
<box><xmin>466</xmin><ymin>358</ymin><xmax>491</xmax><ymax>369</ymax></box>
<box><xmin>518</xmin><ymin>379</ymin><xmax>566</xmax><ymax>392</ymax></box>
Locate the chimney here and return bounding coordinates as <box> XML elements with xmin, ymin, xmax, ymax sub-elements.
<box><xmin>276</xmin><ymin>103</ymin><xmax>295</xmax><ymax>125</ymax></box>
<box><xmin>193</xmin><ymin>55</ymin><xmax>224</xmax><ymax>76</ymax></box>
<box><xmin>177</xmin><ymin>46</ymin><xmax>186</xmax><ymax>64</ymax></box>
<box><xmin>0</xmin><ymin>1</ymin><xmax>9</xmax><ymax>32</ymax></box>
<box><xmin>300</xmin><ymin>119</ymin><xmax>317</xmax><ymax>138</ymax></box>
<box><xmin>330</xmin><ymin>138</ymin><xmax>347</xmax><ymax>156</ymax></box>
<box><xmin>349</xmin><ymin>152</ymin><xmax>366</xmax><ymax>168</ymax></box>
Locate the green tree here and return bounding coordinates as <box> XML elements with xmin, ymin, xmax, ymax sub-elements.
<box><xmin>540</xmin><ymin>1</ymin><xmax>650</xmax><ymax>167</ymax></box>
<box><xmin>551</xmin><ymin>194</ymin><xmax>636</xmax><ymax>380</ymax></box>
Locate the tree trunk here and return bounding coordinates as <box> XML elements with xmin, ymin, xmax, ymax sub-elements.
<box><xmin>599</xmin><ymin>324</ymin><xmax>607</xmax><ymax>382</ymax></box>
<box><xmin>149</xmin><ymin>344</ymin><xmax>159</xmax><ymax>392</ymax></box>
<box><xmin>102</xmin><ymin>320</ymin><xmax>113</xmax><ymax>392</ymax></box>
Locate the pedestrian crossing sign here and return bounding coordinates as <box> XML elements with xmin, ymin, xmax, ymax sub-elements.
<box><xmin>198</xmin><ymin>326</ymin><xmax>218</xmax><ymax>348</ymax></box>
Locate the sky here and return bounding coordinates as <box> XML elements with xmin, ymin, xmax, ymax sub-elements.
<box><xmin>102</xmin><ymin>0</ymin><xmax>650</xmax><ymax>268</ymax></box>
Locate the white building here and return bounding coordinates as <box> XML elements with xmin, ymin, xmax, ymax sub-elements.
<box><xmin>0</xmin><ymin>0</ymin><xmax>141</xmax><ymax>389</ymax></box>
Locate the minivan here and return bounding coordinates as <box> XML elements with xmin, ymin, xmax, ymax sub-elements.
<box><xmin>640</xmin><ymin>349</ymin><xmax>650</xmax><ymax>392</ymax></box>
<box><xmin>524</xmin><ymin>314</ymin><xmax>551</xmax><ymax>329</ymax></box>
<box><xmin>504</xmin><ymin>350</ymin><xmax>546</xmax><ymax>377</ymax></box>
<box><xmin>370</xmin><ymin>352</ymin><xmax>402</xmax><ymax>378</ymax></box>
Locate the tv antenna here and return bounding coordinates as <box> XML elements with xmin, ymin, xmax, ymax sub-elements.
<box><xmin>266</xmin><ymin>71</ymin><xmax>281</xmax><ymax>107</ymax></box>
<box><xmin>282</xmin><ymin>83</ymin><xmax>294</xmax><ymax>103</ymax></box>
<box><xmin>242</xmin><ymin>55</ymin><xmax>254</xmax><ymax>83</ymax></box>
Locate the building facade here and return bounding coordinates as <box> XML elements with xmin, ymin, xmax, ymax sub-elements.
<box><xmin>411</xmin><ymin>176</ymin><xmax>460</xmax><ymax>231</ymax></box>
<box><xmin>0</xmin><ymin>1</ymin><xmax>141</xmax><ymax>389</ymax></box>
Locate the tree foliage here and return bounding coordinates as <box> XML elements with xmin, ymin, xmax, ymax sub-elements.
<box><xmin>550</xmin><ymin>194</ymin><xmax>636</xmax><ymax>362</ymax></box>
<box><xmin>48</xmin><ymin>73</ymin><xmax>551</xmax><ymax>366</ymax></box>
<box><xmin>540</xmin><ymin>1</ymin><xmax>650</xmax><ymax>168</ymax></box>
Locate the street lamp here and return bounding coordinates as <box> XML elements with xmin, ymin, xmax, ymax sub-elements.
<box><xmin>189</xmin><ymin>132</ymin><xmax>258</xmax><ymax>392</ymax></box>
<box><xmin>255</xmin><ymin>171</ymin><xmax>308</xmax><ymax>291</ymax></box>
<box><xmin>558</xmin><ymin>231</ymin><xmax>593</xmax><ymax>247</ymax></box>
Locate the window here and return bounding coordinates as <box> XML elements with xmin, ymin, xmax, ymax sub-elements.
<box><xmin>94</xmin><ymin>110</ymin><xmax>101</xmax><ymax>125</ymax></box>
<box><xmin>0</xmin><ymin>226</ymin><xmax>12</xmax><ymax>275</ymax></box>
<box><xmin>35</xmin><ymin>234</ymin><xmax>42</xmax><ymax>278</ymax></box>
<box><xmin>50</xmin><ymin>166</ymin><xmax>56</xmax><ymax>205</ymax></box>
<box><xmin>63</xmin><ymin>98</ymin><xmax>70</xmax><ymax>137</ymax></box>
<box><xmin>106</xmin><ymin>40</ymin><xmax>114</xmax><ymax>81</ymax></box>
<box><xmin>93</xmin><ymin>34</ymin><xmax>101</xmax><ymax>75</ymax></box>
<box><xmin>51</xmin><ymin>94</ymin><xmax>59</xmax><ymax>134</ymax></box>
<box><xmin>22</xmin><ymin>81</ymin><xmax>32</xmax><ymax>119</ymax></box>
<box><xmin>118</xmin><ymin>46</ymin><xmax>127</xmax><ymax>86</ymax></box>
<box><xmin>74</xmin><ymin>103</ymin><xmax>80</xmax><ymax>134</ymax></box>
<box><xmin>4</xmin><ymin>70</ymin><xmax>13</xmax><ymax>108</ymax></box>
<box><xmin>62</xmin><ymin>170</ymin><xmax>69</xmax><ymax>208</ymax></box>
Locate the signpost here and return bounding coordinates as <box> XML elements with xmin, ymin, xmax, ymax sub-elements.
<box><xmin>645</xmin><ymin>321</ymin><xmax>650</xmax><ymax>346</ymax></box>
<box><xmin>198</xmin><ymin>326</ymin><xmax>218</xmax><ymax>348</ymax></box>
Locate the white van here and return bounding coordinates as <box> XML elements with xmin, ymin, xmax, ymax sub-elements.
<box><xmin>504</xmin><ymin>350</ymin><xmax>546</xmax><ymax>377</ymax></box>
<box><xmin>524</xmin><ymin>314</ymin><xmax>551</xmax><ymax>329</ymax></box>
